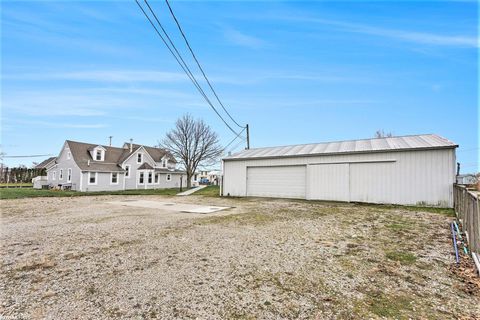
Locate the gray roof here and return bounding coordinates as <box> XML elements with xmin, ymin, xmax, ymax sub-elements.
<box><xmin>154</xmin><ymin>168</ymin><xmax>185</xmax><ymax>174</ymax></box>
<box><xmin>66</xmin><ymin>140</ymin><xmax>176</xmax><ymax>172</ymax></box>
<box><xmin>223</xmin><ymin>134</ymin><xmax>457</xmax><ymax>161</ymax></box>
<box><xmin>121</xmin><ymin>143</ymin><xmax>177</xmax><ymax>163</ymax></box>
<box><xmin>67</xmin><ymin>141</ymin><xmax>126</xmax><ymax>172</ymax></box>
<box><xmin>35</xmin><ymin>157</ymin><xmax>57</xmax><ymax>169</ymax></box>
<box><xmin>138</xmin><ymin>163</ymin><xmax>154</xmax><ymax>170</ymax></box>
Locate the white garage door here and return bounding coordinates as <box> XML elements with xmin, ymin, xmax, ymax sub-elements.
<box><xmin>349</xmin><ymin>162</ymin><xmax>395</xmax><ymax>204</ymax></box>
<box><xmin>247</xmin><ymin>166</ymin><xmax>306</xmax><ymax>199</ymax></box>
<box><xmin>307</xmin><ymin>163</ymin><xmax>349</xmax><ymax>201</ymax></box>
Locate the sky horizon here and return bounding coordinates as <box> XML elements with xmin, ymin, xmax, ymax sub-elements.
<box><xmin>1</xmin><ymin>1</ymin><xmax>478</xmax><ymax>172</ymax></box>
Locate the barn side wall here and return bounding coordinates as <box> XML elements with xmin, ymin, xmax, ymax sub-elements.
<box><xmin>222</xmin><ymin>148</ymin><xmax>456</xmax><ymax>207</ymax></box>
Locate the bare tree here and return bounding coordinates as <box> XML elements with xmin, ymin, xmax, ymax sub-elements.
<box><xmin>160</xmin><ymin>114</ymin><xmax>223</xmax><ymax>188</ymax></box>
<box><xmin>374</xmin><ymin>129</ymin><xmax>393</xmax><ymax>138</ymax></box>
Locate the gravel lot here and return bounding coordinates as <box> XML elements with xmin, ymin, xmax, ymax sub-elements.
<box><xmin>1</xmin><ymin>195</ymin><xmax>479</xmax><ymax>319</ymax></box>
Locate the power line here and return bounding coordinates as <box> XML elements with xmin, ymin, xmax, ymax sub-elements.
<box><xmin>228</xmin><ymin>138</ymin><xmax>247</xmax><ymax>153</ymax></box>
<box><xmin>164</xmin><ymin>0</ymin><xmax>244</xmax><ymax>129</ymax></box>
<box><xmin>136</xmin><ymin>0</ymin><xmax>241</xmax><ymax>137</ymax></box>
<box><xmin>3</xmin><ymin>154</ymin><xmax>54</xmax><ymax>158</ymax></box>
<box><xmin>224</xmin><ymin>127</ymin><xmax>246</xmax><ymax>150</ymax></box>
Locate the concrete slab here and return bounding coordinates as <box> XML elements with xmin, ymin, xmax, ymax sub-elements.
<box><xmin>107</xmin><ymin>200</ymin><xmax>230</xmax><ymax>214</ymax></box>
<box><xmin>181</xmin><ymin>206</ymin><xmax>230</xmax><ymax>214</ymax></box>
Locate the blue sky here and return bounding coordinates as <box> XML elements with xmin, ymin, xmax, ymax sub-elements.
<box><xmin>1</xmin><ymin>0</ymin><xmax>478</xmax><ymax>171</ymax></box>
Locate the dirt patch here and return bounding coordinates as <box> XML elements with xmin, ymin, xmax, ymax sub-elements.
<box><xmin>449</xmin><ymin>254</ymin><xmax>480</xmax><ymax>296</ymax></box>
<box><xmin>1</xmin><ymin>195</ymin><xmax>479</xmax><ymax>319</ymax></box>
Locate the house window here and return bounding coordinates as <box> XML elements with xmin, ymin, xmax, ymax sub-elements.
<box><xmin>148</xmin><ymin>172</ymin><xmax>153</xmax><ymax>184</ymax></box>
<box><xmin>125</xmin><ymin>165</ymin><xmax>130</xmax><ymax>178</ymax></box>
<box><xmin>96</xmin><ymin>150</ymin><xmax>102</xmax><ymax>161</ymax></box>
<box><xmin>111</xmin><ymin>172</ymin><xmax>118</xmax><ymax>184</ymax></box>
<box><xmin>88</xmin><ymin>172</ymin><xmax>97</xmax><ymax>185</ymax></box>
<box><xmin>67</xmin><ymin>168</ymin><xmax>72</xmax><ymax>183</ymax></box>
<box><xmin>52</xmin><ymin>171</ymin><xmax>56</xmax><ymax>180</ymax></box>
<box><xmin>67</xmin><ymin>152</ymin><xmax>71</xmax><ymax>160</ymax></box>
<box><xmin>194</xmin><ymin>174</ymin><xmax>198</xmax><ymax>181</ymax></box>
<box><xmin>155</xmin><ymin>173</ymin><xmax>159</xmax><ymax>184</ymax></box>
<box><xmin>162</xmin><ymin>159</ymin><xmax>166</xmax><ymax>168</ymax></box>
<box><xmin>166</xmin><ymin>174</ymin><xmax>171</xmax><ymax>181</ymax></box>
<box><xmin>139</xmin><ymin>172</ymin><xmax>144</xmax><ymax>184</ymax></box>
<box><xmin>59</xmin><ymin>169</ymin><xmax>63</xmax><ymax>180</ymax></box>
<box><xmin>137</xmin><ymin>153</ymin><xmax>143</xmax><ymax>163</ymax></box>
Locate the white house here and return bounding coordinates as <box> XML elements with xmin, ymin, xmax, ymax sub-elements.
<box><xmin>44</xmin><ymin>140</ymin><xmax>187</xmax><ymax>192</ymax></box>
<box><xmin>222</xmin><ymin>134</ymin><xmax>457</xmax><ymax>207</ymax></box>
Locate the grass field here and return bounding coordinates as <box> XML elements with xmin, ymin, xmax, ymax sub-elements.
<box><xmin>0</xmin><ymin>183</ymin><xmax>33</xmax><ymax>187</ymax></box>
<box><xmin>194</xmin><ymin>185</ymin><xmax>220</xmax><ymax>197</ymax></box>
<box><xmin>0</xmin><ymin>187</ymin><xmax>181</xmax><ymax>200</ymax></box>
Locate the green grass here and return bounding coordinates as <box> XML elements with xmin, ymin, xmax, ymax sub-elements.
<box><xmin>0</xmin><ymin>187</ymin><xmax>181</xmax><ymax>200</ymax></box>
<box><xmin>0</xmin><ymin>182</ymin><xmax>33</xmax><ymax>187</ymax></box>
<box><xmin>365</xmin><ymin>292</ymin><xmax>413</xmax><ymax>318</ymax></box>
<box><xmin>385</xmin><ymin>251</ymin><xmax>417</xmax><ymax>265</ymax></box>
<box><xmin>194</xmin><ymin>185</ymin><xmax>220</xmax><ymax>197</ymax></box>
<box><xmin>356</xmin><ymin>202</ymin><xmax>455</xmax><ymax>216</ymax></box>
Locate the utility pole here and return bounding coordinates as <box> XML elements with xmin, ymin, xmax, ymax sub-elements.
<box><xmin>108</xmin><ymin>136</ymin><xmax>113</xmax><ymax>146</ymax></box>
<box><xmin>246</xmin><ymin>124</ymin><xmax>250</xmax><ymax>149</ymax></box>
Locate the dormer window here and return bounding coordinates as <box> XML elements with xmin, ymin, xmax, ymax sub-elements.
<box><xmin>162</xmin><ymin>159</ymin><xmax>167</xmax><ymax>168</ymax></box>
<box><xmin>137</xmin><ymin>153</ymin><xmax>143</xmax><ymax>163</ymax></box>
<box><xmin>92</xmin><ymin>146</ymin><xmax>106</xmax><ymax>161</ymax></box>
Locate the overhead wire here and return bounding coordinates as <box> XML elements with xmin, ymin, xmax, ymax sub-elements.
<box><xmin>135</xmin><ymin>0</ymin><xmax>242</xmax><ymax>137</ymax></box>
<box><xmin>164</xmin><ymin>0</ymin><xmax>245</xmax><ymax>129</ymax></box>
<box><xmin>224</xmin><ymin>127</ymin><xmax>246</xmax><ymax>150</ymax></box>
<box><xmin>2</xmin><ymin>154</ymin><xmax>54</xmax><ymax>158</ymax></box>
<box><xmin>228</xmin><ymin>138</ymin><xmax>247</xmax><ymax>153</ymax></box>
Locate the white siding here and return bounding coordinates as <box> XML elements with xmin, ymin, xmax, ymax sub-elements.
<box><xmin>223</xmin><ymin>149</ymin><xmax>456</xmax><ymax>207</ymax></box>
<box><xmin>81</xmin><ymin>172</ymin><xmax>125</xmax><ymax>192</ymax></box>
<box><xmin>349</xmin><ymin>162</ymin><xmax>395</xmax><ymax>204</ymax></box>
<box><xmin>46</xmin><ymin>142</ymin><xmax>82</xmax><ymax>191</ymax></box>
<box><xmin>247</xmin><ymin>166</ymin><xmax>306</xmax><ymax>199</ymax></box>
<box><xmin>307</xmin><ymin>163</ymin><xmax>349</xmax><ymax>201</ymax></box>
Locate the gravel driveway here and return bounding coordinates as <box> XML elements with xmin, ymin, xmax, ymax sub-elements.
<box><xmin>1</xmin><ymin>195</ymin><xmax>479</xmax><ymax>319</ymax></box>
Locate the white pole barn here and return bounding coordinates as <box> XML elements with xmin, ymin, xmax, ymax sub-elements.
<box><xmin>222</xmin><ymin>134</ymin><xmax>457</xmax><ymax>207</ymax></box>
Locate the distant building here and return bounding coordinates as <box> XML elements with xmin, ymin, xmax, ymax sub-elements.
<box><xmin>197</xmin><ymin>169</ymin><xmax>222</xmax><ymax>185</ymax></box>
<box><xmin>456</xmin><ymin>174</ymin><xmax>477</xmax><ymax>185</ymax></box>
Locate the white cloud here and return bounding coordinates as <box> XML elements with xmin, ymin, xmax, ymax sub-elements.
<box><xmin>1</xmin><ymin>87</ymin><xmax>205</xmax><ymax>117</ymax></box>
<box><xmin>275</xmin><ymin>15</ymin><xmax>478</xmax><ymax>48</ymax></box>
<box><xmin>5</xmin><ymin>70</ymin><xmax>189</xmax><ymax>83</ymax></box>
<box><xmin>223</xmin><ymin>27</ymin><xmax>266</xmax><ymax>48</ymax></box>
<box><xmin>6</xmin><ymin>119</ymin><xmax>106</xmax><ymax>129</ymax></box>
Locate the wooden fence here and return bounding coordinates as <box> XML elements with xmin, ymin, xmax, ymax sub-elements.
<box><xmin>454</xmin><ymin>184</ymin><xmax>480</xmax><ymax>254</ymax></box>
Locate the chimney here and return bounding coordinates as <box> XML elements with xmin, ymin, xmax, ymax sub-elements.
<box><xmin>129</xmin><ymin>139</ymin><xmax>133</xmax><ymax>153</ymax></box>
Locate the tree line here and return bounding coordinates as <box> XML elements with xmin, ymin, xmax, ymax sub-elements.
<box><xmin>0</xmin><ymin>166</ymin><xmax>46</xmax><ymax>183</ymax></box>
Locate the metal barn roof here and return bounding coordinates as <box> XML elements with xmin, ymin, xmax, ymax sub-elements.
<box><xmin>224</xmin><ymin>134</ymin><xmax>457</xmax><ymax>161</ymax></box>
